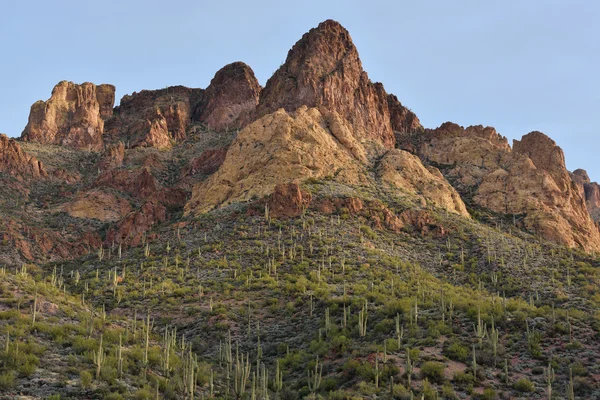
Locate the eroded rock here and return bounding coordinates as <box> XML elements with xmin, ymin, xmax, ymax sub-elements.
<box><xmin>21</xmin><ymin>81</ymin><xmax>115</xmax><ymax>150</ymax></box>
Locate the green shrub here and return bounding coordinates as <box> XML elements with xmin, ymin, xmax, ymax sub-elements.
<box><xmin>0</xmin><ymin>372</ymin><xmax>15</xmax><ymax>390</ymax></box>
<box><xmin>80</xmin><ymin>370</ymin><xmax>93</xmax><ymax>388</ymax></box>
<box><xmin>480</xmin><ymin>387</ymin><xmax>497</xmax><ymax>399</ymax></box>
<box><xmin>420</xmin><ymin>361</ymin><xmax>446</xmax><ymax>383</ymax></box>
<box><xmin>513</xmin><ymin>378</ymin><xmax>535</xmax><ymax>393</ymax></box>
<box><xmin>444</xmin><ymin>341</ymin><xmax>469</xmax><ymax>362</ymax></box>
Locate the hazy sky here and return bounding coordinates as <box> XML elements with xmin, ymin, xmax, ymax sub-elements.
<box><xmin>2</xmin><ymin>1</ymin><xmax>599</xmax><ymax>179</ymax></box>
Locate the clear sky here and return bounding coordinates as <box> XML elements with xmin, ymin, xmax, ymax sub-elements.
<box><xmin>2</xmin><ymin>1</ymin><xmax>599</xmax><ymax>179</ymax></box>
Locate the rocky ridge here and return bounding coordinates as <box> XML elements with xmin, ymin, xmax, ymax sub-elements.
<box><xmin>1</xmin><ymin>18</ymin><xmax>599</xmax><ymax>262</ymax></box>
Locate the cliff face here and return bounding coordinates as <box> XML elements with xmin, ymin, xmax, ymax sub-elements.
<box><xmin>400</xmin><ymin>124</ymin><xmax>600</xmax><ymax>251</ymax></box>
<box><xmin>193</xmin><ymin>62</ymin><xmax>262</xmax><ymax>131</ymax></box>
<box><xmin>21</xmin><ymin>81</ymin><xmax>115</xmax><ymax>150</ymax></box>
<box><xmin>0</xmin><ymin>134</ymin><xmax>48</xmax><ymax>180</ymax></box>
<box><xmin>254</xmin><ymin>20</ymin><xmax>420</xmax><ymax>154</ymax></box>
<box><xmin>107</xmin><ymin>86</ymin><xmax>203</xmax><ymax>149</ymax></box>
<box><xmin>572</xmin><ymin>169</ymin><xmax>600</xmax><ymax>222</ymax></box>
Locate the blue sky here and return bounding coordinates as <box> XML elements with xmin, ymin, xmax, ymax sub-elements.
<box><xmin>1</xmin><ymin>1</ymin><xmax>599</xmax><ymax>179</ymax></box>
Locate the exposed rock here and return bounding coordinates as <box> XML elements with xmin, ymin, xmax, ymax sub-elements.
<box><xmin>96</xmin><ymin>84</ymin><xmax>116</xmax><ymax>118</ymax></box>
<box><xmin>572</xmin><ymin>169</ymin><xmax>590</xmax><ymax>184</ymax></box>
<box><xmin>1</xmin><ymin>218</ymin><xmax>100</xmax><ymax>264</ymax></box>
<box><xmin>105</xmin><ymin>201</ymin><xmax>166</xmax><ymax>246</ymax></box>
<box><xmin>377</xmin><ymin>149</ymin><xmax>469</xmax><ymax>216</ymax></box>
<box><xmin>109</xmin><ymin>86</ymin><xmax>203</xmax><ymax>148</ymax></box>
<box><xmin>255</xmin><ymin>19</ymin><xmax>411</xmax><ymax>153</ymax></box>
<box><xmin>180</xmin><ymin>148</ymin><xmax>227</xmax><ymax>178</ymax></box>
<box><xmin>185</xmin><ymin>106</ymin><xmax>369</xmax><ymax>215</ymax></box>
<box><xmin>95</xmin><ymin>168</ymin><xmax>159</xmax><ymax>200</ymax></box>
<box><xmin>406</xmin><ymin>123</ymin><xmax>600</xmax><ymax>251</ymax></box>
<box><xmin>61</xmin><ymin>189</ymin><xmax>132</xmax><ymax>222</ymax></box>
<box><xmin>149</xmin><ymin>188</ymin><xmax>187</xmax><ymax>210</ymax></box>
<box><xmin>267</xmin><ymin>183</ymin><xmax>312</xmax><ymax>218</ymax></box>
<box><xmin>194</xmin><ymin>62</ymin><xmax>261</xmax><ymax>131</ymax></box>
<box><xmin>313</xmin><ymin>197</ymin><xmax>364</xmax><ymax>215</ymax></box>
<box><xmin>399</xmin><ymin>209</ymin><xmax>446</xmax><ymax>236</ymax></box>
<box><xmin>571</xmin><ymin>169</ymin><xmax>600</xmax><ymax>221</ymax></box>
<box><xmin>52</xmin><ymin>168</ymin><xmax>80</xmax><ymax>184</ymax></box>
<box><xmin>98</xmin><ymin>142</ymin><xmax>125</xmax><ymax>171</ymax></box>
<box><xmin>387</xmin><ymin>94</ymin><xmax>421</xmax><ymax>133</ymax></box>
<box><xmin>21</xmin><ymin>81</ymin><xmax>115</xmax><ymax>150</ymax></box>
<box><xmin>0</xmin><ymin>134</ymin><xmax>48</xmax><ymax>180</ymax></box>
<box><xmin>513</xmin><ymin>131</ymin><xmax>569</xmax><ymax>187</ymax></box>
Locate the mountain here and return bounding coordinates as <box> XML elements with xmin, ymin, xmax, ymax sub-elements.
<box><xmin>0</xmin><ymin>19</ymin><xmax>599</xmax><ymax>400</ymax></box>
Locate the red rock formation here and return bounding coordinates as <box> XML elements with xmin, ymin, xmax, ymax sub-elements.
<box><xmin>95</xmin><ymin>168</ymin><xmax>159</xmax><ymax>199</ymax></box>
<box><xmin>0</xmin><ymin>134</ymin><xmax>48</xmax><ymax>180</ymax></box>
<box><xmin>267</xmin><ymin>183</ymin><xmax>312</xmax><ymax>218</ymax></box>
<box><xmin>387</xmin><ymin>94</ymin><xmax>421</xmax><ymax>133</ymax></box>
<box><xmin>109</xmin><ymin>86</ymin><xmax>203</xmax><ymax>148</ymax></box>
<box><xmin>21</xmin><ymin>81</ymin><xmax>115</xmax><ymax>150</ymax></box>
<box><xmin>180</xmin><ymin>148</ymin><xmax>228</xmax><ymax>178</ymax></box>
<box><xmin>255</xmin><ymin>19</ymin><xmax>416</xmax><ymax>152</ymax></box>
<box><xmin>1</xmin><ymin>218</ymin><xmax>100</xmax><ymax>264</ymax></box>
<box><xmin>105</xmin><ymin>201</ymin><xmax>167</xmax><ymax>246</ymax></box>
<box><xmin>96</xmin><ymin>84</ymin><xmax>116</xmax><ymax>118</ymax></box>
<box><xmin>572</xmin><ymin>169</ymin><xmax>600</xmax><ymax>221</ymax></box>
<box><xmin>194</xmin><ymin>62</ymin><xmax>261</xmax><ymax>131</ymax></box>
<box><xmin>513</xmin><ymin>131</ymin><xmax>568</xmax><ymax>187</ymax></box>
<box><xmin>407</xmin><ymin>123</ymin><xmax>600</xmax><ymax>251</ymax></box>
<box><xmin>98</xmin><ymin>142</ymin><xmax>125</xmax><ymax>171</ymax></box>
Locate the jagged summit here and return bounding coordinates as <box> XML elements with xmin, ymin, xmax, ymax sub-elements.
<box><xmin>6</xmin><ymin>19</ymin><xmax>600</xmax><ymax>254</ymax></box>
<box><xmin>255</xmin><ymin>19</ymin><xmax>419</xmax><ymax>150</ymax></box>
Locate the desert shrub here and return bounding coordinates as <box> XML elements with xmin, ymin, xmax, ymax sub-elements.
<box><xmin>444</xmin><ymin>340</ymin><xmax>469</xmax><ymax>362</ymax></box>
<box><xmin>80</xmin><ymin>370</ymin><xmax>93</xmax><ymax>388</ymax></box>
<box><xmin>513</xmin><ymin>378</ymin><xmax>535</xmax><ymax>392</ymax></box>
<box><xmin>420</xmin><ymin>361</ymin><xmax>446</xmax><ymax>383</ymax></box>
<box><xmin>0</xmin><ymin>372</ymin><xmax>15</xmax><ymax>390</ymax></box>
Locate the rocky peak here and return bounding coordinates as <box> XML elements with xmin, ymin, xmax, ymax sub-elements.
<box><xmin>570</xmin><ymin>168</ymin><xmax>600</xmax><ymax>221</ymax></box>
<box><xmin>255</xmin><ymin>19</ymin><xmax>399</xmax><ymax>151</ymax></box>
<box><xmin>21</xmin><ymin>81</ymin><xmax>115</xmax><ymax>150</ymax></box>
<box><xmin>193</xmin><ymin>62</ymin><xmax>261</xmax><ymax>131</ymax></box>
<box><xmin>513</xmin><ymin>131</ymin><xmax>568</xmax><ymax>185</ymax></box>
<box><xmin>572</xmin><ymin>168</ymin><xmax>590</xmax><ymax>184</ymax></box>
<box><xmin>0</xmin><ymin>134</ymin><xmax>48</xmax><ymax>180</ymax></box>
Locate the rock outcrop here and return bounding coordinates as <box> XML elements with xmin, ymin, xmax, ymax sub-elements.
<box><xmin>105</xmin><ymin>201</ymin><xmax>166</xmax><ymax>246</ymax></box>
<box><xmin>402</xmin><ymin>123</ymin><xmax>600</xmax><ymax>251</ymax></box>
<box><xmin>267</xmin><ymin>183</ymin><xmax>312</xmax><ymax>218</ymax></box>
<box><xmin>193</xmin><ymin>62</ymin><xmax>261</xmax><ymax>131</ymax></box>
<box><xmin>179</xmin><ymin>147</ymin><xmax>227</xmax><ymax>189</ymax></box>
<box><xmin>21</xmin><ymin>81</ymin><xmax>115</xmax><ymax>150</ymax></box>
<box><xmin>98</xmin><ymin>142</ymin><xmax>125</xmax><ymax>171</ymax></box>
<box><xmin>95</xmin><ymin>168</ymin><xmax>159</xmax><ymax>200</ymax></box>
<box><xmin>61</xmin><ymin>189</ymin><xmax>132</xmax><ymax>222</ymax></box>
<box><xmin>1</xmin><ymin>218</ymin><xmax>101</xmax><ymax>264</ymax></box>
<box><xmin>0</xmin><ymin>134</ymin><xmax>48</xmax><ymax>180</ymax></box>
<box><xmin>377</xmin><ymin>149</ymin><xmax>469</xmax><ymax>216</ymax></box>
<box><xmin>387</xmin><ymin>95</ymin><xmax>421</xmax><ymax>133</ymax></box>
<box><xmin>572</xmin><ymin>169</ymin><xmax>600</xmax><ymax>222</ymax></box>
<box><xmin>108</xmin><ymin>86</ymin><xmax>203</xmax><ymax>149</ymax></box>
<box><xmin>254</xmin><ymin>19</ymin><xmax>420</xmax><ymax>153</ymax></box>
<box><xmin>185</xmin><ymin>106</ymin><xmax>369</xmax><ymax>215</ymax></box>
